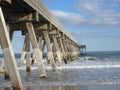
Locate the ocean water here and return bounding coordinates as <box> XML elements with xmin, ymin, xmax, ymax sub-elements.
<box><xmin>0</xmin><ymin>51</ymin><xmax>120</xmax><ymax>90</ymax></box>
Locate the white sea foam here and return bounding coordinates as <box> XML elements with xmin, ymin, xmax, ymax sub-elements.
<box><xmin>18</xmin><ymin>64</ymin><xmax>120</xmax><ymax>71</ymax></box>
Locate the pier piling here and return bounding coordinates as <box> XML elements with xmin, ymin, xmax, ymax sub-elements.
<box><xmin>0</xmin><ymin>6</ymin><xmax>23</xmax><ymax>90</ymax></box>
<box><xmin>43</xmin><ymin>31</ymin><xmax>56</xmax><ymax>72</ymax></box>
<box><xmin>26</xmin><ymin>22</ymin><xmax>47</xmax><ymax>78</ymax></box>
<box><xmin>0</xmin><ymin>0</ymin><xmax>85</xmax><ymax>88</ymax></box>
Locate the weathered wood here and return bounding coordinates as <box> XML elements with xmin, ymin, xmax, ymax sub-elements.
<box><xmin>10</xmin><ymin>23</ymin><xmax>26</xmax><ymax>31</ymax></box>
<box><xmin>48</xmin><ymin>30</ymin><xmax>58</xmax><ymax>35</ymax></box>
<box><xmin>53</xmin><ymin>36</ymin><xmax>62</xmax><ymax>66</ymax></box>
<box><xmin>23</xmin><ymin>0</ymin><xmax>79</xmax><ymax>45</ymax></box>
<box><xmin>35</xmin><ymin>23</ymin><xmax>52</xmax><ymax>30</ymax></box>
<box><xmin>58</xmin><ymin>38</ymin><xmax>67</xmax><ymax>63</ymax></box>
<box><xmin>52</xmin><ymin>43</ymin><xmax>56</xmax><ymax>59</ymax></box>
<box><xmin>4</xmin><ymin>24</ymin><xmax>12</xmax><ymax>80</ymax></box>
<box><xmin>38</xmin><ymin>35</ymin><xmax>43</xmax><ymax>51</ymax></box>
<box><xmin>0</xmin><ymin>7</ymin><xmax>23</xmax><ymax>90</ymax></box>
<box><xmin>43</xmin><ymin>31</ymin><xmax>56</xmax><ymax>71</ymax></box>
<box><xmin>66</xmin><ymin>42</ymin><xmax>72</xmax><ymax>61</ymax></box>
<box><xmin>0</xmin><ymin>59</ymin><xmax>5</xmax><ymax>73</ymax></box>
<box><xmin>31</xmin><ymin>53</ymin><xmax>35</xmax><ymax>66</ymax></box>
<box><xmin>25</xmin><ymin>32</ymin><xmax>31</xmax><ymax>75</ymax></box>
<box><xmin>0</xmin><ymin>24</ymin><xmax>11</xmax><ymax>77</ymax></box>
<box><xmin>0</xmin><ymin>0</ymin><xmax>11</xmax><ymax>4</ymax></box>
<box><xmin>61</xmin><ymin>39</ymin><xmax>68</xmax><ymax>64</ymax></box>
<box><xmin>58</xmin><ymin>38</ymin><xmax>65</xmax><ymax>53</ymax></box>
<box><xmin>5</xmin><ymin>12</ymin><xmax>39</xmax><ymax>23</ymax></box>
<box><xmin>19</xmin><ymin>36</ymin><xmax>26</xmax><ymax>67</ymax></box>
<box><xmin>26</xmin><ymin>22</ymin><xmax>46</xmax><ymax>78</ymax></box>
<box><xmin>42</xmin><ymin>41</ymin><xmax>46</xmax><ymax>57</ymax></box>
<box><xmin>69</xmin><ymin>44</ymin><xmax>76</xmax><ymax>58</ymax></box>
<box><xmin>31</xmin><ymin>35</ymin><xmax>43</xmax><ymax>66</ymax></box>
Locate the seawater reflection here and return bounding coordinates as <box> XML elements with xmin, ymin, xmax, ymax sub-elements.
<box><xmin>1</xmin><ymin>85</ymin><xmax>120</xmax><ymax>90</ymax></box>
<box><xmin>0</xmin><ymin>86</ymin><xmax>80</xmax><ymax>90</ymax></box>
<box><xmin>25</xmin><ymin>85</ymin><xmax>80</xmax><ymax>90</ymax></box>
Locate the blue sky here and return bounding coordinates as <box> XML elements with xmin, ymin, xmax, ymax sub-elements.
<box><xmin>42</xmin><ymin>0</ymin><xmax>120</xmax><ymax>51</ymax></box>
<box><xmin>0</xmin><ymin>0</ymin><xmax>120</xmax><ymax>53</ymax></box>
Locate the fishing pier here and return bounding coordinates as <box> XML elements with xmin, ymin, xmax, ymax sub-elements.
<box><xmin>0</xmin><ymin>0</ymin><xmax>83</xmax><ymax>89</ymax></box>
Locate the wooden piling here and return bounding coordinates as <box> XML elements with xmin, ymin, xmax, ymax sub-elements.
<box><xmin>53</xmin><ymin>36</ymin><xmax>62</xmax><ymax>66</ymax></box>
<box><xmin>19</xmin><ymin>36</ymin><xmax>26</xmax><ymax>67</ymax></box>
<box><xmin>58</xmin><ymin>38</ymin><xmax>67</xmax><ymax>64</ymax></box>
<box><xmin>0</xmin><ymin>7</ymin><xmax>23</xmax><ymax>90</ymax></box>
<box><xmin>1</xmin><ymin>25</ymin><xmax>13</xmax><ymax>80</ymax></box>
<box><xmin>31</xmin><ymin>52</ymin><xmax>36</xmax><ymax>66</ymax></box>
<box><xmin>26</xmin><ymin>22</ymin><xmax>46</xmax><ymax>78</ymax></box>
<box><xmin>25</xmin><ymin>32</ymin><xmax>31</xmax><ymax>75</ymax></box>
<box><xmin>52</xmin><ymin>43</ymin><xmax>56</xmax><ymax>60</ymax></box>
<box><xmin>43</xmin><ymin>31</ymin><xmax>56</xmax><ymax>72</ymax></box>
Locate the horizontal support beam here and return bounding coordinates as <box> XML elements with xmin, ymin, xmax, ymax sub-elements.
<box><xmin>4</xmin><ymin>12</ymin><xmax>39</xmax><ymax>23</ymax></box>
<box><xmin>23</xmin><ymin>0</ymin><xmax>79</xmax><ymax>45</ymax></box>
<box><xmin>0</xmin><ymin>0</ymin><xmax>11</xmax><ymax>4</ymax></box>
<box><xmin>48</xmin><ymin>29</ymin><xmax>59</xmax><ymax>35</ymax></box>
<box><xmin>10</xmin><ymin>22</ymin><xmax>53</xmax><ymax>31</ymax></box>
<box><xmin>35</xmin><ymin>23</ymin><xmax>52</xmax><ymax>30</ymax></box>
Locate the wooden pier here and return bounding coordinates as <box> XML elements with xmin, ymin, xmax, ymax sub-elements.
<box><xmin>80</xmin><ymin>45</ymin><xmax>87</xmax><ymax>55</ymax></box>
<box><xmin>0</xmin><ymin>0</ymin><xmax>83</xmax><ymax>89</ymax></box>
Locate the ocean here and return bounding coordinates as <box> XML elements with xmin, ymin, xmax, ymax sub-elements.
<box><xmin>0</xmin><ymin>51</ymin><xmax>120</xmax><ymax>90</ymax></box>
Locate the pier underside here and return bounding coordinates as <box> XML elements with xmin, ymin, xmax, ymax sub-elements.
<box><xmin>0</xmin><ymin>0</ymin><xmax>83</xmax><ymax>89</ymax></box>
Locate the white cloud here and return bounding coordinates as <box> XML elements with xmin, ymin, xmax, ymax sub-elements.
<box><xmin>51</xmin><ymin>10</ymin><xmax>87</xmax><ymax>25</ymax></box>
<box><xmin>72</xmin><ymin>31</ymin><xmax>120</xmax><ymax>38</ymax></box>
<box><xmin>75</xmin><ymin>0</ymin><xmax>120</xmax><ymax>26</ymax></box>
<box><xmin>49</xmin><ymin>0</ymin><xmax>120</xmax><ymax>27</ymax></box>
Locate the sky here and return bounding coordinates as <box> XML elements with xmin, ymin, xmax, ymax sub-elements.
<box><xmin>0</xmin><ymin>0</ymin><xmax>120</xmax><ymax>53</ymax></box>
<box><xmin>42</xmin><ymin>0</ymin><xmax>120</xmax><ymax>51</ymax></box>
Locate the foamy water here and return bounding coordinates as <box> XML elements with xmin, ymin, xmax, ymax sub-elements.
<box><xmin>1</xmin><ymin>51</ymin><xmax>120</xmax><ymax>89</ymax></box>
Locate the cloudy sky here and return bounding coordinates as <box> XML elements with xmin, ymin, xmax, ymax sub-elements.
<box><xmin>0</xmin><ymin>0</ymin><xmax>120</xmax><ymax>53</ymax></box>
<box><xmin>42</xmin><ymin>0</ymin><xmax>120</xmax><ymax>51</ymax></box>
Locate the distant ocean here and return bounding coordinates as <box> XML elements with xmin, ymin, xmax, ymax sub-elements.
<box><xmin>0</xmin><ymin>51</ymin><xmax>120</xmax><ymax>90</ymax></box>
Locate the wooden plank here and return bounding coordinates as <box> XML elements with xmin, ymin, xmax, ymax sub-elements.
<box><xmin>26</xmin><ymin>22</ymin><xmax>46</xmax><ymax>78</ymax></box>
<box><xmin>0</xmin><ymin>7</ymin><xmax>23</xmax><ymax>90</ymax></box>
